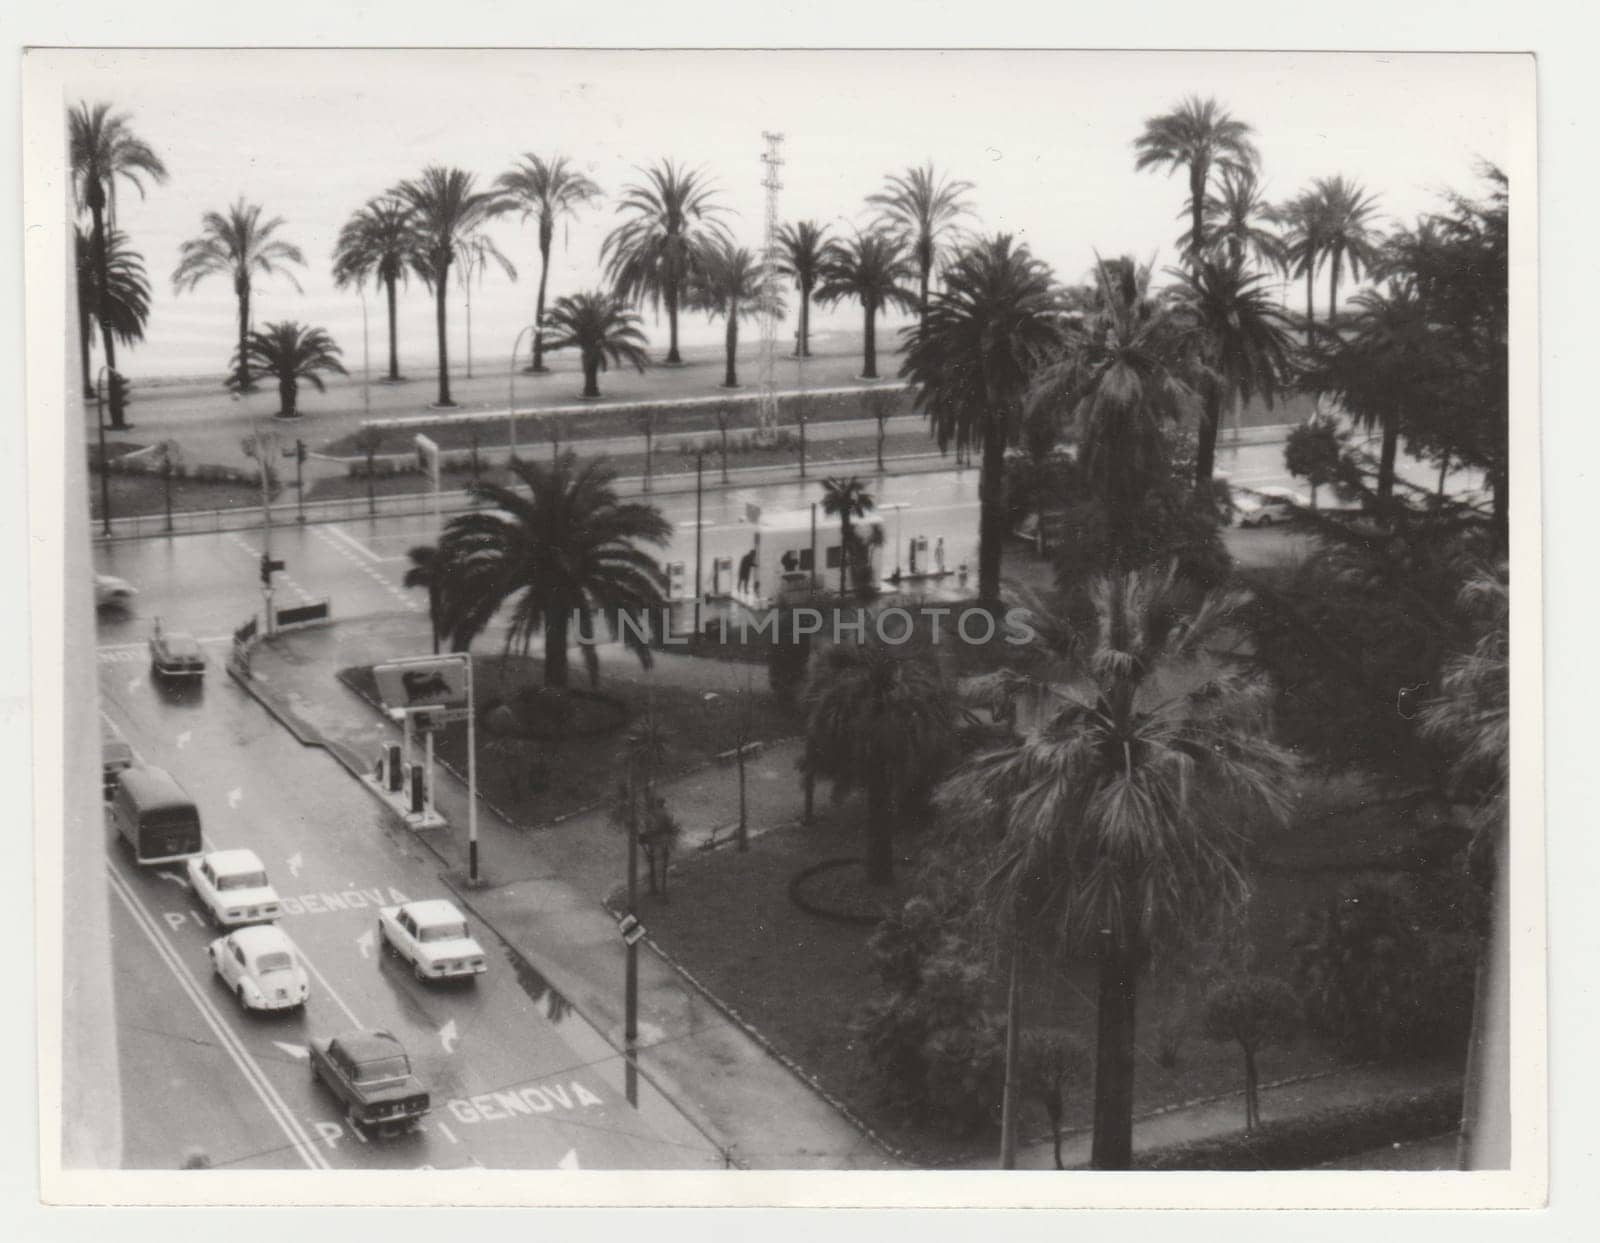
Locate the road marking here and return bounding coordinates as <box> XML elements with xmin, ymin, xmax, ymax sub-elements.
<box><xmin>272</xmin><ymin>1041</ymin><xmax>310</xmax><ymax>1061</ymax></box>
<box><xmin>439</xmin><ymin>1019</ymin><xmax>458</xmax><ymax>1054</ymax></box>
<box><xmin>313</xmin><ymin>526</ymin><xmax>420</xmax><ymax>613</ymax></box>
<box><xmin>227</xmin><ymin>787</ymin><xmax>243</xmax><ymax>809</ymax></box>
<box><xmin>298</xmin><ymin>949</ymin><xmax>365</xmax><ymax>1031</ymax></box>
<box><xmin>558</xmin><ymin>1148</ymin><xmax>581</xmax><ymax>1170</ymax></box>
<box><xmin>156</xmin><ymin>870</ymin><xmax>188</xmax><ymax>889</ymax></box>
<box><xmin>356</xmin><ymin>927</ymin><xmax>375</xmax><ymax>960</ymax></box>
<box><xmin>106</xmin><ymin>863</ymin><xmax>330</xmax><ymax>1170</ymax></box>
<box><xmin>287</xmin><ymin>851</ymin><xmax>303</xmax><ymax>878</ymax></box>
<box><xmin>322</xmin><ymin>523</ymin><xmax>384</xmax><ymax>564</ymax></box>
<box><xmin>176</xmin><ymin>730</ymin><xmax>192</xmax><ymax>750</ymax></box>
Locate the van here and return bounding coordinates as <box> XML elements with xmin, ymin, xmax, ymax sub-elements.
<box><xmin>101</xmin><ymin>721</ymin><xmax>134</xmax><ymax>800</ymax></box>
<box><xmin>111</xmin><ymin>766</ymin><xmax>203</xmax><ymax>865</ymax></box>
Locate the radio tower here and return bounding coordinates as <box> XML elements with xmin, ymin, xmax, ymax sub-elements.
<box><xmin>757</xmin><ymin>131</ymin><xmax>785</xmax><ymax>440</ymax></box>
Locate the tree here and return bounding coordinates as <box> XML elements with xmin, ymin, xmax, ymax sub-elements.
<box><xmin>434</xmin><ymin>453</ymin><xmax>669</xmax><ymax>687</ymax></box>
<box><xmin>351</xmin><ymin>425</ymin><xmax>383</xmax><ymax>517</ymax></box>
<box><xmin>1312</xmin><ymin>175</ymin><xmax>1382</xmax><ymax>328</ymax></box>
<box><xmin>392</xmin><ymin>166</ymin><xmax>515</xmax><ymax>407</ymax></box>
<box><xmin>1199</xmin><ymin>974</ymin><xmax>1299</xmax><ymax>1131</ymax></box>
<box><xmin>69</xmin><ymin>101</ymin><xmax>168</xmax><ymax>427</ymax></box>
<box><xmin>863</xmin><ymin>388</ymin><xmax>898</xmax><ymax>474</ymax></box>
<box><xmin>1133</xmin><ymin>95</ymin><xmax>1258</xmax><ymax>270</ymax></box>
<box><xmin>152</xmin><ymin>439</ymin><xmax>183</xmax><ymax>533</ymax></box>
<box><xmin>601</xmin><ymin>160</ymin><xmax>729</xmax><ymax>365</ymax></box>
<box><xmin>941</xmin><ymin>570</ymin><xmax>1296</xmax><ymax>1168</ymax></box>
<box><xmin>1275</xmin><ymin>190</ymin><xmax>1328</xmax><ymax>347</ymax></box>
<box><xmin>867</xmin><ymin>162</ymin><xmax>975</xmax><ymax>330</ymax></box>
<box><xmin>814</xmin><ymin>232</ymin><xmax>918</xmax><ymax>380</ymax></box>
<box><xmin>74</xmin><ymin>225</ymin><xmax>150</xmax><ymax>400</ymax></box>
<box><xmin>775</xmin><ymin>220</ymin><xmax>834</xmax><ymax>357</ymax></box>
<box><xmin>172</xmin><ymin>199</ymin><xmax>306</xmax><ymax>393</ymax></box>
<box><xmin>1283</xmin><ymin>413</ymin><xmax>1351</xmax><ymax>508</ymax></box>
<box><xmin>495</xmin><ymin>154</ymin><xmax>604</xmax><ymax>373</ymax></box>
<box><xmin>804</xmin><ymin>641</ymin><xmax>954</xmax><ymax>885</ymax></box>
<box><xmin>1192</xmin><ymin>165</ymin><xmax>1284</xmax><ymax>271</ymax></box>
<box><xmin>538</xmin><ymin>290</ymin><xmax>650</xmax><ymax>400</ymax></box>
<box><xmin>403</xmin><ymin>545</ymin><xmax>444</xmax><ymax>654</ymax></box>
<box><xmin>1167</xmin><ymin>257</ymin><xmax>1295</xmax><ymax>495</ymax></box>
<box><xmin>901</xmin><ymin>234</ymin><xmax>1064</xmax><ymax>606</ymax></box>
<box><xmin>688</xmin><ymin>239</ymin><xmax>783</xmax><ymax>389</ymax></box>
<box><xmin>1020</xmin><ymin>1031</ymin><xmax>1091</xmax><ymax>1169</ymax></box>
<box><xmin>227</xmin><ymin>321</ymin><xmax>346</xmax><ymax>419</ymax></box>
<box><xmin>819</xmin><ymin>475</ymin><xmax>875</xmax><ymax>597</ymax></box>
<box><xmin>332</xmin><ymin>195</ymin><xmax>417</xmax><ymax>382</ymax></box>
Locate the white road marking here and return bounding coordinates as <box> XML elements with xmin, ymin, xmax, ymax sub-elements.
<box><xmin>287</xmin><ymin>851</ymin><xmax>303</xmax><ymax>878</ymax></box>
<box><xmin>356</xmin><ymin>927</ymin><xmax>375</xmax><ymax>960</ymax></box>
<box><xmin>322</xmin><ymin>523</ymin><xmax>384</xmax><ymax>564</ymax></box>
<box><xmin>156</xmin><ymin>870</ymin><xmax>188</xmax><ymax>889</ymax></box>
<box><xmin>176</xmin><ymin>730</ymin><xmax>192</xmax><ymax>749</ymax></box>
<box><xmin>439</xmin><ymin>1019</ymin><xmax>459</xmax><ymax>1054</ymax></box>
<box><xmin>557</xmin><ymin>1148</ymin><xmax>581</xmax><ymax>1170</ymax></box>
<box><xmin>313</xmin><ymin>526</ymin><xmax>421</xmax><ymax>613</ymax></box>
<box><xmin>298</xmin><ymin>950</ymin><xmax>366</xmax><ymax>1031</ymax></box>
<box><xmin>272</xmin><ymin>1041</ymin><xmax>310</xmax><ymax>1061</ymax></box>
<box><xmin>227</xmin><ymin>787</ymin><xmax>243</xmax><ymax>809</ymax></box>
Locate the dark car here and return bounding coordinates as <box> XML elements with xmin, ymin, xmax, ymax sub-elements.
<box><xmin>309</xmin><ymin>1030</ymin><xmax>430</xmax><ymax>1135</ymax></box>
<box><xmin>149</xmin><ymin>621</ymin><xmax>205</xmax><ymax>678</ymax></box>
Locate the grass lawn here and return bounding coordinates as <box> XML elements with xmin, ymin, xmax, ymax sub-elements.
<box><xmin>338</xmin><ymin>652</ymin><xmax>802</xmax><ymax>828</ymax></box>
<box><xmin>90</xmin><ymin>471</ymin><xmax>276</xmax><ymax>521</ymax></box>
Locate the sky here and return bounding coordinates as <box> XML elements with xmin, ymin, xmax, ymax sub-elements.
<box><xmin>56</xmin><ymin>49</ymin><xmax>1529</xmax><ymax>382</ymax></box>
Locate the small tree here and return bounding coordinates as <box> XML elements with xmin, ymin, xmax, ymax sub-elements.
<box><xmin>153</xmin><ymin>439</ymin><xmax>184</xmax><ymax>533</ymax></box>
<box><xmin>637</xmin><ymin>795</ymin><xmax>682</xmax><ymax>899</ymax></box>
<box><xmin>1019</xmin><ymin>1031</ymin><xmax>1092</xmax><ymax>1169</ymax></box>
<box><xmin>351</xmin><ymin>425</ymin><xmax>384</xmax><ymax>516</ymax></box>
<box><xmin>1199</xmin><ymin>973</ymin><xmax>1299</xmax><ymax>1131</ymax></box>
<box><xmin>1283</xmin><ymin>413</ymin><xmax>1351</xmax><ymax>509</ymax></box>
<box><xmin>863</xmin><ymin>387</ymin><xmax>898</xmax><ymax>474</ymax></box>
<box><xmin>714</xmin><ymin>400</ymin><xmax>735</xmax><ymax>483</ymax></box>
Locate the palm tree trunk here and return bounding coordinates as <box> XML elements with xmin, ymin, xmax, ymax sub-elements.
<box><xmin>666</xmin><ymin>284</ymin><xmax>682</xmax><ymax>364</ymax></box>
<box><xmin>798</xmin><ymin>285</ymin><xmax>812</xmax><ymax>357</ymax></box>
<box><xmin>582</xmin><ymin>355</ymin><xmax>600</xmax><ymax>399</ymax></box>
<box><xmin>998</xmin><ymin>933</ymin><xmax>1023</xmax><ymax>1169</ymax></box>
<box><xmin>1195</xmin><ymin>382</ymin><xmax>1223</xmax><ymax>495</ymax></box>
<box><xmin>1244</xmin><ymin>1045</ymin><xmax>1260</xmax><ymax>1131</ymax></box>
<box><xmin>723</xmin><ymin>311</ymin><xmax>738</xmax><ymax>388</ymax></box>
<box><xmin>978</xmin><ymin>433</ymin><xmax>1007</xmax><ymax>607</ymax></box>
<box><xmin>89</xmin><ymin>199</ymin><xmax>129</xmax><ymax>429</ymax></box>
<box><xmin>385</xmin><ymin>272</ymin><xmax>400</xmax><ymax>381</ymax></box>
<box><xmin>862</xmin><ymin>305</ymin><xmax>878</xmax><ymax>379</ymax></box>
<box><xmin>280</xmin><ymin>375</ymin><xmax>296</xmax><ymax>419</ymax></box>
<box><xmin>433</xmin><ymin>272</ymin><xmax>453</xmax><ymax>406</ymax></box>
<box><xmin>864</xmin><ymin>778</ymin><xmax>893</xmax><ymax>885</ymax></box>
<box><xmin>1328</xmin><ymin>251</ymin><xmax>1342</xmax><ymax>328</ymax></box>
<box><xmin>544</xmin><ymin>607</ymin><xmax>570</xmax><ymax>688</ymax></box>
<box><xmin>531</xmin><ymin>233</ymin><xmax>552</xmax><ymax>372</ymax></box>
<box><xmin>236</xmin><ymin>278</ymin><xmax>252</xmax><ymax>393</ymax></box>
<box><xmin>1378</xmin><ymin>414</ymin><xmax>1400</xmax><ymax>508</ymax></box>
<box><xmin>1090</xmin><ymin>926</ymin><xmax>1139</xmax><ymax>1170</ymax></box>
<box><xmin>838</xmin><ymin>517</ymin><xmax>852</xmax><ymax>596</ymax></box>
<box><xmin>78</xmin><ymin>302</ymin><xmax>94</xmax><ymax>399</ymax></box>
<box><xmin>918</xmin><ymin>257</ymin><xmax>931</xmax><ymax>333</ymax></box>
<box><xmin>1190</xmin><ymin>165</ymin><xmax>1207</xmax><ymax>267</ymax></box>
<box><xmin>428</xmin><ymin>586</ymin><xmax>441</xmax><ymax>655</ymax></box>
<box><xmin>1304</xmin><ymin>266</ymin><xmax>1316</xmax><ymax>348</ymax></box>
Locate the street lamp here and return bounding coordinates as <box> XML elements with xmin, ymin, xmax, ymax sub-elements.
<box><xmin>95</xmin><ymin>365</ymin><xmax>111</xmax><ymax>537</ymax></box>
<box><xmin>508</xmin><ymin>324</ymin><xmax>536</xmax><ymax>464</ymax></box>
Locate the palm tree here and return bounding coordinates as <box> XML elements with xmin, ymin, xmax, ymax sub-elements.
<box><xmin>68</xmin><ymin>101</ymin><xmax>168</xmax><ymax>427</ymax></box>
<box><xmin>74</xmin><ymin>226</ymin><xmax>150</xmax><ymax>399</ymax></box>
<box><xmin>1313</xmin><ymin>175</ymin><xmax>1382</xmax><ymax>328</ymax></box>
<box><xmin>495</xmin><ymin>155</ymin><xmax>604</xmax><ymax>373</ymax></box>
<box><xmin>391</xmin><ymin>166</ymin><xmax>515</xmax><ymax>407</ymax></box>
<box><xmin>1134</xmin><ymin>96</ymin><xmax>1258</xmax><ymax>270</ymax></box>
<box><xmin>814</xmin><ymin>232</ymin><xmax>918</xmax><ymax>380</ymax></box>
<box><xmin>539</xmin><ymin>291</ymin><xmax>650</xmax><ymax>400</ymax></box>
<box><xmin>901</xmin><ymin>234</ymin><xmax>1064</xmax><ymax>606</ymax></box>
<box><xmin>332</xmin><ymin>195</ymin><xmax>417</xmax><ymax>382</ymax></box>
<box><xmin>1193</xmin><ymin>166</ymin><xmax>1284</xmax><ymax>272</ymax></box>
<box><xmin>435</xmin><ymin>454</ymin><xmax>670</xmax><ymax>687</ymax></box>
<box><xmin>867</xmin><ymin>162</ymin><xmax>975</xmax><ymax>329</ymax></box>
<box><xmin>172</xmin><ymin>199</ymin><xmax>306</xmax><ymax>392</ymax></box>
<box><xmin>601</xmin><ymin>160</ymin><xmax>729</xmax><ymax>365</ymax></box>
<box><xmin>1168</xmin><ymin>257</ymin><xmax>1295</xmax><ymax>494</ymax></box>
<box><xmin>228</xmin><ymin>321</ymin><xmax>347</xmax><ymax>419</ymax></box>
<box><xmin>403</xmin><ymin>545</ymin><xmax>444</xmax><ymax>654</ymax></box>
<box><xmin>689</xmin><ymin>239</ymin><xmax>784</xmax><ymax>388</ymax></box>
<box><xmin>820</xmin><ymin>476</ymin><xmax>875</xmax><ymax>596</ymax></box>
<box><xmin>775</xmin><ymin>220</ymin><xmax>834</xmax><ymax>357</ymax></box>
<box><xmin>941</xmin><ymin>570</ymin><xmax>1295</xmax><ymax>1168</ymax></box>
<box><xmin>804</xmin><ymin>641</ymin><xmax>955</xmax><ymax>884</ymax></box>
<box><xmin>1276</xmin><ymin>190</ymin><xmax>1328</xmax><ymax>346</ymax></box>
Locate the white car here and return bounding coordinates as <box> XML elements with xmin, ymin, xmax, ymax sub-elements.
<box><xmin>187</xmin><ymin>848</ymin><xmax>282</xmax><ymax>927</ymax></box>
<box><xmin>208</xmin><ymin>924</ymin><xmax>309</xmax><ymax>1012</ymax></box>
<box><xmin>378</xmin><ymin>899</ymin><xmax>487</xmax><ymax>982</ymax></box>
<box><xmin>95</xmin><ymin>574</ymin><xmax>137</xmax><ymax>609</ymax></box>
<box><xmin>1237</xmin><ymin>486</ymin><xmax>1308</xmax><ymax>529</ymax></box>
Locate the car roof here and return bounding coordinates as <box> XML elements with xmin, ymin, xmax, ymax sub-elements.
<box><xmin>405</xmin><ymin>898</ymin><xmax>466</xmax><ymax>926</ymax></box>
<box><xmin>161</xmin><ymin>632</ymin><xmax>202</xmax><ymax>651</ymax></box>
<box><xmin>1257</xmin><ymin>486</ymin><xmax>1302</xmax><ymax>502</ymax></box>
<box><xmin>206</xmin><ymin>848</ymin><xmax>266</xmax><ymax>875</ymax></box>
<box><xmin>231</xmin><ymin>924</ymin><xmax>294</xmax><ymax>956</ymax></box>
<box><xmin>333</xmin><ymin>1030</ymin><xmax>406</xmax><ymax>1061</ymax></box>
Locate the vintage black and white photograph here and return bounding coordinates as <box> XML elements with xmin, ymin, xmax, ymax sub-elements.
<box><xmin>22</xmin><ymin>44</ymin><xmax>1540</xmax><ymax>1208</ymax></box>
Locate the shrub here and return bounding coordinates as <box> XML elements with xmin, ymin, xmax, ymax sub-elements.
<box><xmin>1200</xmin><ymin>973</ymin><xmax>1301</xmax><ymax>1130</ymax></box>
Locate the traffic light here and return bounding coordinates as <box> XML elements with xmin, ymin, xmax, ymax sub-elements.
<box><xmin>259</xmin><ymin>553</ymin><xmax>285</xmax><ymax>586</ymax></box>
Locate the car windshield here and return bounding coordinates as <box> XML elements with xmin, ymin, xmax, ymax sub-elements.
<box><xmin>355</xmin><ymin>1055</ymin><xmax>410</xmax><ymax>1084</ymax></box>
<box><xmin>219</xmin><ymin>871</ymin><xmax>268</xmax><ymax>891</ymax></box>
<box><xmin>420</xmin><ymin>921</ymin><xmax>468</xmax><ymax>942</ymax></box>
<box><xmin>255</xmin><ymin>951</ymin><xmax>293</xmax><ymax>973</ymax></box>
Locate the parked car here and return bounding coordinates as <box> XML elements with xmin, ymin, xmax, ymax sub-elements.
<box><xmin>149</xmin><ymin>620</ymin><xmax>205</xmax><ymax>678</ymax></box>
<box><xmin>378</xmin><ymin>899</ymin><xmax>487</xmax><ymax>982</ymax></box>
<box><xmin>187</xmin><ymin>848</ymin><xmax>282</xmax><ymax>927</ymax></box>
<box><xmin>1236</xmin><ymin>486</ymin><xmax>1308</xmax><ymax>528</ymax></box>
<box><xmin>309</xmin><ymin>1030</ymin><xmax>430</xmax><ymax>1135</ymax></box>
<box><xmin>207</xmin><ymin>924</ymin><xmax>309</xmax><ymax>1012</ymax></box>
<box><xmin>101</xmin><ymin>720</ymin><xmax>134</xmax><ymax>800</ymax></box>
<box><xmin>95</xmin><ymin>574</ymin><xmax>137</xmax><ymax>609</ymax></box>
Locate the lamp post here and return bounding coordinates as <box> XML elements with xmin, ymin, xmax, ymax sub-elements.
<box><xmin>508</xmin><ymin>324</ymin><xmax>535</xmax><ymax>465</ymax></box>
<box><xmin>694</xmin><ymin>451</ymin><xmax>704</xmax><ymax>635</ymax></box>
<box><xmin>95</xmin><ymin>365</ymin><xmax>111</xmax><ymax>537</ymax></box>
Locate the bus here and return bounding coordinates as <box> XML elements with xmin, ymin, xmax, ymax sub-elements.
<box><xmin>110</xmin><ymin>766</ymin><xmax>203</xmax><ymax>865</ymax></box>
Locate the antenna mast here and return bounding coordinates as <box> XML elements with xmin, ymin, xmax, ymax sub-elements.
<box><xmin>757</xmin><ymin>131</ymin><xmax>785</xmax><ymax>441</ymax></box>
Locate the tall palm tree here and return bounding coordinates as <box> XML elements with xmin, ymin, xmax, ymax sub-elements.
<box><xmin>819</xmin><ymin>476</ymin><xmax>875</xmax><ymax>596</ymax></box>
<box><xmin>941</xmin><ymin>570</ymin><xmax>1295</xmax><ymax>1168</ymax></box>
<box><xmin>172</xmin><ymin>199</ymin><xmax>306</xmax><ymax>392</ymax></box>
<box><xmin>1134</xmin><ymin>95</ymin><xmax>1258</xmax><ymax>270</ymax></box>
<box><xmin>228</xmin><ymin>321</ymin><xmax>347</xmax><ymax>419</ymax></box>
<box><xmin>392</xmin><ymin>166</ymin><xmax>515</xmax><ymax>407</ymax></box>
<box><xmin>331</xmin><ymin>195</ymin><xmax>417</xmax><ymax>382</ymax></box>
<box><xmin>689</xmin><ymin>239</ymin><xmax>784</xmax><ymax>388</ymax></box>
<box><xmin>1275</xmin><ymin>190</ymin><xmax>1328</xmax><ymax>346</ymax></box>
<box><xmin>867</xmin><ymin>162</ymin><xmax>975</xmax><ymax>330</ymax></box>
<box><xmin>1193</xmin><ymin>166</ymin><xmax>1283</xmax><ymax>272</ymax></box>
<box><xmin>433</xmin><ymin>453</ymin><xmax>670</xmax><ymax>687</ymax></box>
<box><xmin>774</xmin><ymin>220</ymin><xmax>834</xmax><ymax>357</ymax></box>
<box><xmin>901</xmin><ymin>234</ymin><xmax>1064</xmax><ymax>606</ymax></box>
<box><xmin>495</xmin><ymin>155</ymin><xmax>604</xmax><ymax>373</ymax></box>
<box><xmin>1168</xmin><ymin>257</ymin><xmax>1295</xmax><ymax>494</ymax></box>
<box><xmin>403</xmin><ymin>545</ymin><xmax>445</xmax><ymax>654</ymax></box>
<box><xmin>804</xmin><ymin>641</ymin><xmax>955</xmax><ymax>885</ymax></box>
<box><xmin>601</xmin><ymin>160</ymin><xmax>729</xmax><ymax>365</ymax></box>
<box><xmin>815</xmin><ymin>232</ymin><xmax>918</xmax><ymax>380</ymax></box>
<box><xmin>74</xmin><ymin>226</ymin><xmax>150</xmax><ymax>399</ymax></box>
<box><xmin>1313</xmin><ymin>175</ymin><xmax>1382</xmax><ymax>328</ymax></box>
<box><xmin>539</xmin><ymin>291</ymin><xmax>650</xmax><ymax>400</ymax></box>
<box><xmin>68</xmin><ymin>101</ymin><xmax>168</xmax><ymax>427</ymax></box>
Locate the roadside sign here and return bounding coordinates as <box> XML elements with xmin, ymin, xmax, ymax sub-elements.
<box><xmin>622</xmin><ymin>924</ymin><xmax>646</xmax><ymax>947</ymax></box>
<box><xmin>374</xmin><ymin>657</ymin><xmax>469</xmax><ymax>710</ymax></box>
<box><xmin>411</xmin><ymin>706</ymin><xmax>471</xmax><ymax>732</ymax></box>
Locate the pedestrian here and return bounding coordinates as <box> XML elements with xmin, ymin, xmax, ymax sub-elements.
<box><xmin>934</xmin><ymin>536</ymin><xmax>946</xmax><ymax>573</ymax></box>
<box><xmin>737</xmin><ymin>548</ymin><xmax>756</xmax><ymax>593</ymax></box>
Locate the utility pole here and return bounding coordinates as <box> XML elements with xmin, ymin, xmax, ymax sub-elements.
<box><xmin>254</xmin><ymin>427</ymin><xmax>277</xmax><ymax>633</ymax></box>
<box><xmin>293</xmin><ymin>439</ymin><xmax>306</xmax><ymax>523</ymax></box>
<box><xmin>694</xmin><ymin>451</ymin><xmax>704</xmax><ymax>636</ymax></box>
<box><xmin>95</xmin><ymin>365</ymin><xmax>111</xmax><ymax>538</ymax></box>
<box><xmin>756</xmin><ymin>132</ymin><xmax>785</xmax><ymax>442</ymax></box>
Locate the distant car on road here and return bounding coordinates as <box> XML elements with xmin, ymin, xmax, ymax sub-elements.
<box><xmin>187</xmin><ymin>848</ymin><xmax>282</xmax><ymax>927</ymax></box>
<box><xmin>1236</xmin><ymin>486</ymin><xmax>1309</xmax><ymax>529</ymax></box>
<box><xmin>149</xmin><ymin>620</ymin><xmax>205</xmax><ymax>678</ymax></box>
<box><xmin>309</xmin><ymin>1030</ymin><xmax>430</xmax><ymax>1135</ymax></box>
<box><xmin>101</xmin><ymin>720</ymin><xmax>134</xmax><ymax>800</ymax></box>
<box><xmin>378</xmin><ymin>899</ymin><xmax>487</xmax><ymax>982</ymax></box>
<box><xmin>95</xmin><ymin>574</ymin><xmax>137</xmax><ymax>609</ymax></box>
<box><xmin>207</xmin><ymin>924</ymin><xmax>309</xmax><ymax>1012</ymax></box>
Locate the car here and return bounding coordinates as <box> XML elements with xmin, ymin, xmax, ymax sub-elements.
<box><xmin>149</xmin><ymin>620</ymin><xmax>205</xmax><ymax>678</ymax></box>
<box><xmin>377</xmin><ymin>899</ymin><xmax>487</xmax><ymax>982</ymax></box>
<box><xmin>1236</xmin><ymin>486</ymin><xmax>1308</xmax><ymax>529</ymax></box>
<box><xmin>101</xmin><ymin>720</ymin><xmax>134</xmax><ymax>800</ymax></box>
<box><xmin>187</xmin><ymin>848</ymin><xmax>282</xmax><ymax>927</ymax></box>
<box><xmin>207</xmin><ymin>924</ymin><xmax>309</xmax><ymax>1012</ymax></box>
<box><xmin>95</xmin><ymin>574</ymin><xmax>137</xmax><ymax>609</ymax></box>
<box><xmin>309</xmin><ymin>1030</ymin><xmax>430</xmax><ymax>1135</ymax></box>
